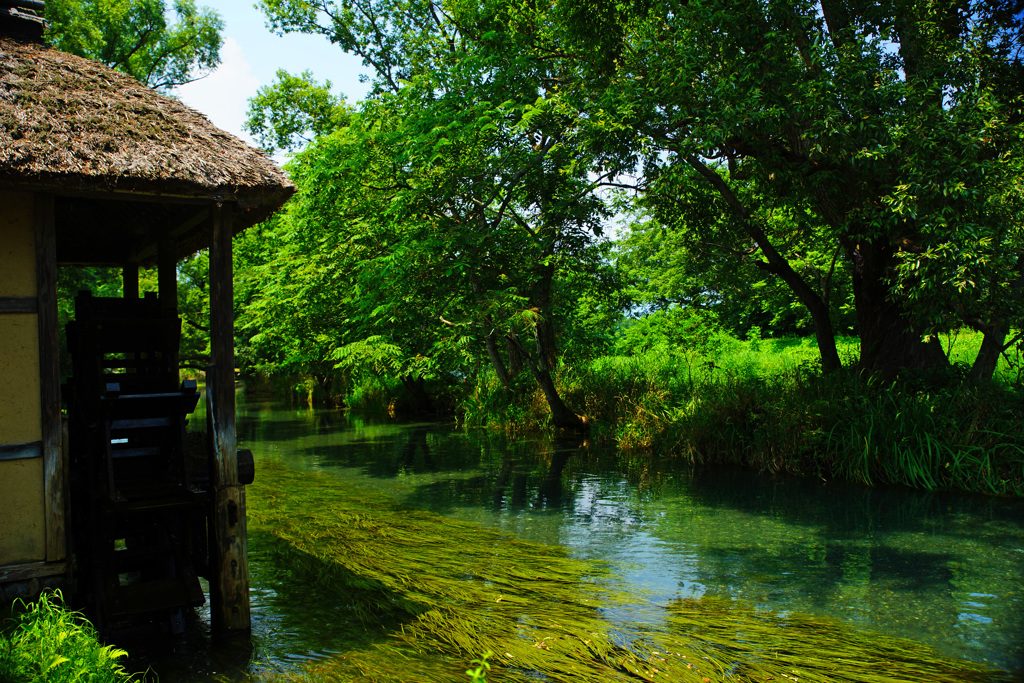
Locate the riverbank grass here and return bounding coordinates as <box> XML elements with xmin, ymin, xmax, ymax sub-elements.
<box><xmin>465</xmin><ymin>332</ymin><xmax>1024</xmax><ymax>496</ymax></box>
<box><xmin>0</xmin><ymin>591</ymin><xmax>134</xmax><ymax>683</ymax></box>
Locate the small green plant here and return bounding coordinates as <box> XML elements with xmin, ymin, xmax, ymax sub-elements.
<box><xmin>0</xmin><ymin>590</ymin><xmax>135</xmax><ymax>683</ymax></box>
<box><xmin>464</xmin><ymin>652</ymin><xmax>491</xmax><ymax>682</ymax></box>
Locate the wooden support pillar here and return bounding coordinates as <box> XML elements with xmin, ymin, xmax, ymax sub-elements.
<box><xmin>157</xmin><ymin>239</ymin><xmax>178</xmax><ymax>314</ymax></box>
<box><xmin>35</xmin><ymin>193</ymin><xmax>66</xmax><ymax>564</ymax></box>
<box><xmin>122</xmin><ymin>263</ymin><xmax>139</xmax><ymax>300</ymax></box>
<box><xmin>207</xmin><ymin>202</ymin><xmax>250</xmax><ymax>635</ymax></box>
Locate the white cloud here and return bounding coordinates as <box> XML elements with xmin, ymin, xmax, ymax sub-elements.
<box><xmin>173</xmin><ymin>37</ymin><xmax>261</xmax><ymax>145</ymax></box>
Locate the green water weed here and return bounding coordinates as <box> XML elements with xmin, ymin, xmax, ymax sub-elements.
<box><xmin>248</xmin><ymin>458</ymin><xmax>1012</xmax><ymax>683</ymax></box>
<box><xmin>464</xmin><ymin>652</ymin><xmax>491</xmax><ymax>682</ymax></box>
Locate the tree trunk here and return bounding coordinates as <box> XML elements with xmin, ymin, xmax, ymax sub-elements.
<box><xmin>968</xmin><ymin>257</ymin><xmax>1023</xmax><ymax>382</ymax></box>
<box><xmin>851</xmin><ymin>241</ymin><xmax>948</xmax><ymax>377</ymax></box>
<box><xmin>532</xmin><ymin>263</ymin><xmax>559</xmax><ymax>370</ymax></box>
<box><xmin>685</xmin><ymin>155</ymin><xmax>842</xmax><ymax>372</ymax></box>
<box><xmin>508</xmin><ymin>334</ymin><xmax>586</xmax><ymax>430</ymax></box>
<box><xmin>504</xmin><ymin>333</ymin><xmax>523</xmax><ymax>376</ymax></box>
<box><xmin>968</xmin><ymin>323</ymin><xmax>1008</xmax><ymax>382</ymax></box>
<box><xmin>528</xmin><ymin>360</ymin><xmax>586</xmax><ymax>430</ymax></box>
<box><xmin>484</xmin><ymin>326</ymin><xmax>513</xmax><ymax>392</ymax></box>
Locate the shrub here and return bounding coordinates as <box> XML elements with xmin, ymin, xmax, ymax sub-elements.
<box><xmin>0</xmin><ymin>591</ymin><xmax>135</xmax><ymax>683</ymax></box>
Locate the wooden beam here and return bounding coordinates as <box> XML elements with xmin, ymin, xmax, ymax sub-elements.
<box><xmin>0</xmin><ymin>441</ymin><xmax>42</xmax><ymax>461</ymax></box>
<box><xmin>0</xmin><ymin>296</ymin><xmax>37</xmax><ymax>313</ymax></box>
<box><xmin>207</xmin><ymin>202</ymin><xmax>250</xmax><ymax>634</ymax></box>
<box><xmin>0</xmin><ymin>561</ymin><xmax>68</xmax><ymax>583</ymax></box>
<box><xmin>131</xmin><ymin>207</ymin><xmax>210</xmax><ymax>264</ymax></box>
<box><xmin>35</xmin><ymin>193</ymin><xmax>66</xmax><ymax>564</ymax></box>
<box><xmin>0</xmin><ymin>182</ymin><xmax>215</xmax><ymax>206</ymax></box>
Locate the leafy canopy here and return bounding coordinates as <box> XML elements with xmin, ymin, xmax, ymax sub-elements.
<box><xmin>46</xmin><ymin>0</ymin><xmax>223</xmax><ymax>90</ymax></box>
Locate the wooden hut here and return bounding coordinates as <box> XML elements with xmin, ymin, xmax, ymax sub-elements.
<box><xmin>0</xmin><ymin>4</ymin><xmax>294</xmax><ymax>636</ymax></box>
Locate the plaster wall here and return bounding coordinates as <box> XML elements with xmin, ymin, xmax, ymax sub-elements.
<box><xmin>0</xmin><ymin>315</ymin><xmax>41</xmax><ymax>444</ymax></box>
<box><xmin>0</xmin><ymin>191</ymin><xmax>35</xmax><ymax>296</ymax></box>
<box><xmin>0</xmin><ymin>190</ymin><xmax>45</xmax><ymax>565</ymax></box>
<box><xmin>0</xmin><ymin>459</ymin><xmax>46</xmax><ymax>565</ymax></box>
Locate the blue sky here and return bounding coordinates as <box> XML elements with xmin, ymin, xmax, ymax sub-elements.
<box><xmin>173</xmin><ymin>0</ymin><xmax>370</xmax><ymax>149</ymax></box>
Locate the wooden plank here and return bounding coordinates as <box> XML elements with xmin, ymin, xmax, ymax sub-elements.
<box><xmin>0</xmin><ymin>182</ymin><xmax>215</xmax><ymax>205</ymax></box>
<box><xmin>122</xmin><ymin>264</ymin><xmax>139</xmax><ymax>300</ymax></box>
<box><xmin>35</xmin><ymin>193</ymin><xmax>66</xmax><ymax>564</ymax></box>
<box><xmin>0</xmin><ymin>296</ymin><xmax>37</xmax><ymax>313</ymax></box>
<box><xmin>0</xmin><ymin>560</ymin><xmax>67</xmax><ymax>583</ymax></box>
<box><xmin>207</xmin><ymin>201</ymin><xmax>249</xmax><ymax>634</ymax></box>
<box><xmin>209</xmin><ymin>203</ymin><xmax>237</xmax><ymax>487</ymax></box>
<box><xmin>0</xmin><ymin>441</ymin><xmax>42</xmax><ymax>461</ymax></box>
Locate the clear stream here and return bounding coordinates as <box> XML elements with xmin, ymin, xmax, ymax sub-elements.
<box><xmin>158</xmin><ymin>394</ymin><xmax>1024</xmax><ymax>680</ymax></box>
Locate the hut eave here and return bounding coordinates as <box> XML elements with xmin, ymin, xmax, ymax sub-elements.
<box><xmin>0</xmin><ymin>36</ymin><xmax>295</xmax><ymax>259</ymax></box>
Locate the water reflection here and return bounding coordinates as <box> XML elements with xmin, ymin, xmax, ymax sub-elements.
<box><xmin>232</xmin><ymin>397</ymin><xmax>1024</xmax><ymax>676</ymax></box>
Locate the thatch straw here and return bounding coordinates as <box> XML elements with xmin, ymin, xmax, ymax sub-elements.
<box><xmin>0</xmin><ymin>37</ymin><xmax>293</xmax><ymax>216</ymax></box>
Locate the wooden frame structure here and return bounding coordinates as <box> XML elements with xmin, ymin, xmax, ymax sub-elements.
<box><xmin>0</xmin><ymin>25</ymin><xmax>294</xmax><ymax>636</ymax></box>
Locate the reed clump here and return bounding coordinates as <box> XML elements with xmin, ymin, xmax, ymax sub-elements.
<box><xmin>248</xmin><ymin>458</ymin><xmax>1009</xmax><ymax>683</ymax></box>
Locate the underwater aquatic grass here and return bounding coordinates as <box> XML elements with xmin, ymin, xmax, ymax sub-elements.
<box><xmin>0</xmin><ymin>590</ymin><xmax>136</xmax><ymax>683</ymax></box>
<box><xmin>248</xmin><ymin>458</ymin><xmax>1011</xmax><ymax>683</ymax></box>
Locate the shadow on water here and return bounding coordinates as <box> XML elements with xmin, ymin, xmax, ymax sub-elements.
<box><xmin>679</xmin><ymin>465</ymin><xmax>1024</xmax><ymax>540</ymax></box>
<box><xmin>141</xmin><ymin>530</ymin><xmax>424</xmax><ymax>683</ymax></box>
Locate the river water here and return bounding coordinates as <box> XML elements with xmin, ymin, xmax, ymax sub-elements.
<box><xmin>160</xmin><ymin>395</ymin><xmax>1024</xmax><ymax>681</ymax></box>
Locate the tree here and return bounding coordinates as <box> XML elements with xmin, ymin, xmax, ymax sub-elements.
<box><xmin>245</xmin><ymin>70</ymin><xmax>351</xmax><ymax>153</ymax></box>
<box><xmin>616</xmin><ymin>180</ymin><xmax>858</xmax><ymax>343</ymax></box>
<box><xmin>175</xmin><ymin>253</ymin><xmax>211</xmax><ymax>372</ymax></box>
<box><xmin>255</xmin><ymin>0</ymin><xmax>620</xmax><ymax>427</ymax></box>
<box><xmin>46</xmin><ymin>0</ymin><xmax>223</xmax><ymax>90</ymax></box>
<box><xmin>501</xmin><ymin>0</ymin><xmax>1024</xmax><ymax>377</ymax></box>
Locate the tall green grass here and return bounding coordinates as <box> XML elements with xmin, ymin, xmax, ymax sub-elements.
<box><xmin>0</xmin><ymin>591</ymin><xmax>136</xmax><ymax>683</ymax></box>
<box><xmin>466</xmin><ymin>332</ymin><xmax>1024</xmax><ymax>497</ymax></box>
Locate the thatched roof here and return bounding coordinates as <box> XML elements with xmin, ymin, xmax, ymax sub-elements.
<box><xmin>0</xmin><ymin>36</ymin><xmax>295</xmax><ymax>264</ymax></box>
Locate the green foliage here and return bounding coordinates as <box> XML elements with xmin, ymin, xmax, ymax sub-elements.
<box><xmin>243</xmin><ymin>0</ymin><xmax>619</xmax><ymax>424</ymax></box>
<box><xmin>543</xmin><ymin>0</ymin><xmax>1024</xmax><ymax>374</ymax></box>
<box><xmin>613</xmin><ymin>307</ymin><xmax>732</xmax><ymax>357</ymax></box>
<box><xmin>615</xmin><ymin>204</ymin><xmax>857</xmax><ymax>341</ymax></box>
<box><xmin>245</xmin><ymin>70</ymin><xmax>351</xmax><ymax>152</ymax></box>
<box><xmin>464</xmin><ymin>652</ymin><xmax>491</xmax><ymax>682</ymax></box>
<box><xmin>466</xmin><ymin>321</ymin><xmax>1023</xmax><ymax>497</ymax></box>
<box><xmin>46</xmin><ymin>0</ymin><xmax>223</xmax><ymax>90</ymax></box>
<box><xmin>0</xmin><ymin>591</ymin><xmax>134</xmax><ymax>683</ymax></box>
<box><xmin>175</xmin><ymin>253</ymin><xmax>211</xmax><ymax>373</ymax></box>
<box><xmin>237</xmin><ymin>0</ymin><xmax>1024</xmax><ymax>424</ymax></box>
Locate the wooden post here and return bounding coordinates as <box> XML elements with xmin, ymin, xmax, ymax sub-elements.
<box><xmin>122</xmin><ymin>263</ymin><xmax>139</xmax><ymax>300</ymax></box>
<box><xmin>35</xmin><ymin>193</ymin><xmax>66</xmax><ymax>563</ymax></box>
<box><xmin>207</xmin><ymin>202</ymin><xmax>250</xmax><ymax>635</ymax></box>
<box><xmin>157</xmin><ymin>239</ymin><xmax>178</xmax><ymax>314</ymax></box>
<box><xmin>158</xmin><ymin>240</ymin><xmax>180</xmax><ymax>373</ymax></box>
